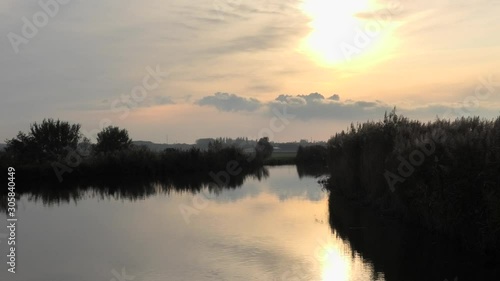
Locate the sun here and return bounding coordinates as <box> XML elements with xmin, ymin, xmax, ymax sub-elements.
<box><xmin>299</xmin><ymin>0</ymin><xmax>396</xmax><ymax>68</ymax></box>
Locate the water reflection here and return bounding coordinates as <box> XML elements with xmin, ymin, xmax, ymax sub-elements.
<box><xmin>0</xmin><ymin>166</ymin><xmax>271</xmax><ymax>212</ymax></box>
<box><xmin>1</xmin><ymin>166</ymin><xmax>497</xmax><ymax>281</ymax></box>
<box><xmin>296</xmin><ymin>163</ymin><xmax>329</xmax><ymax>179</ymax></box>
<box><xmin>327</xmin><ymin>192</ymin><xmax>500</xmax><ymax>281</ymax></box>
<box><xmin>0</xmin><ymin>165</ymin><xmax>329</xmax><ymax>212</ymax></box>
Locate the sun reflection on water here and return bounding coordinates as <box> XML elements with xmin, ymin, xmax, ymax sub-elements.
<box><xmin>319</xmin><ymin>243</ymin><xmax>351</xmax><ymax>281</ymax></box>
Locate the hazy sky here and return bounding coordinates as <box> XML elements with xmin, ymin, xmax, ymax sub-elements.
<box><xmin>1</xmin><ymin>0</ymin><xmax>499</xmax><ymax>143</ymax></box>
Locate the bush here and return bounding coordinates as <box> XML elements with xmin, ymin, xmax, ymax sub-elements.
<box><xmin>296</xmin><ymin>145</ymin><xmax>327</xmax><ymax>165</ymax></box>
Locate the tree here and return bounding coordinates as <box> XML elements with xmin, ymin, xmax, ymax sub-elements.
<box><xmin>5</xmin><ymin>119</ymin><xmax>81</xmax><ymax>162</ymax></box>
<box><xmin>94</xmin><ymin>126</ymin><xmax>132</xmax><ymax>154</ymax></box>
<box><xmin>30</xmin><ymin>119</ymin><xmax>81</xmax><ymax>155</ymax></box>
<box><xmin>208</xmin><ymin>139</ymin><xmax>224</xmax><ymax>152</ymax></box>
<box><xmin>255</xmin><ymin>137</ymin><xmax>273</xmax><ymax>160</ymax></box>
<box><xmin>5</xmin><ymin>132</ymin><xmax>38</xmax><ymax>163</ymax></box>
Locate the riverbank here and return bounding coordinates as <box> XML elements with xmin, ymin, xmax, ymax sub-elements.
<box><xmin>328</xmin><ymin>192</ymin><xmax>500</xmax><ymax>280</ymax></box>
<box><xmin>0</xmin><ymin>146</ymin><xmax>268</xmax><ymax>184</ymax></box>
<box><xmin>325</xmin><ymin>112</ymin><xmax>500</xmax><ymax>254</ymax></box>
<box><xmin>263</xmin><ymin>151</ymin><xmax>297</xmax><ymax>165</ymax></box>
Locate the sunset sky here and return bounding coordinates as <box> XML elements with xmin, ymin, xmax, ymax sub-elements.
<box><xmin>1</xmin><ymin>0</ymin><xmax>499</xmax><ymax>143</ymax></box>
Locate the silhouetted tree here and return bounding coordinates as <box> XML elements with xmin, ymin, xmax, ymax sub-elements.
<box><xmin>5</xmin><ymin>119</ymin><xmax>81</xmax><ymax>162</ymax></box>
<box><xmin>256</xmin><ymin>137</ymin><xmax>273</xmax><ymax>160</ymax></box>
<box><xmin>94</xmin><ymin>126</ymin><xmax>132</xmax><ymax>154</ymax></box>
<box><xmin>208</xmin><ymin>139</ymin><xmax>224</xmax><ymax>152</ymax></box>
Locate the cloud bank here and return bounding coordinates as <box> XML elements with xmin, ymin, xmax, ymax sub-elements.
<box><xmin>196</xmin><ymin>92</ymin><xmax>500</xmax><ymax>121</ymax></box>
<box><xmin>196</xmin><ymin>92</ymin><xmax>262</xmax><ymax>112</ymax></box>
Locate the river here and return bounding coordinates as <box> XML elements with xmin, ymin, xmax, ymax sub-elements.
<box><xmin>0</xmin><ymin>165</ymin><xmax>496</xmax><ymax>280</ymax></box>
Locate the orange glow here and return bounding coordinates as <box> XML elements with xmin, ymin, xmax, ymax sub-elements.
<box><xmin>299</xmin><ymin>0</ymin><xmax>400</xmax><ymax>69</ymax></box>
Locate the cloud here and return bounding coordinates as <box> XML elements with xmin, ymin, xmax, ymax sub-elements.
<box><xmin>353</xmin><ymin>8</ymin><xmax>408</xmax><ymax>21</ymax></box>
<box><xmin>196</xmin><ymin>92</ymin><xmax>389</xmax><ymax>119</ymax></box>
<box><xmin>328</xmin><ymin>94</ymin><xmax>340</xmax><ymax>101</ymax></box>
<box><xmin>202</xmin><ymin>23</ymin><xmax>309</xmax><ymax>57</ymax></box>
<box><xmin>196</xmin><ymin>92</ymin><xmax>262</xmax><ymax>112</ymax></box>
<box><xmin>154</xmin><ymin>95</ymin><xmax>175</xmax><ymax>105</ymax></box>
<box><xmin>195</xmin><ymin>92</ymin><xmax>500</xmax><ymax>122</ymax></box>
<box><xmin>271</xmin><ymin>93</ymin><xmax>389</xmax><ymax>120</ymax></box>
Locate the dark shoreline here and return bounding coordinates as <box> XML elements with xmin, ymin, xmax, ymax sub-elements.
<box><xmin>325</xmin><ymin>113</ymin><xmax>500</xmax><ymax>256</ymax></box>
<box><xmin>327</xmin><ymin>191</ymin><xmax>500</xmax><ymax>280</ymax></box>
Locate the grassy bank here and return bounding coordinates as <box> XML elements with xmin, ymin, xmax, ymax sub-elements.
<box><xmin>325</xmin><ymin>111</ymin><xmax>500</xmax><ymax>254</ymax></box>
<box><xmin>263</xmin><ymin>151</ymin><xmax>296</xmax><ymax>165</ymax></box>
<box><xmin>0</xmin><ymin>146</ymin><xmax>267</xmax><ymax>184</ymax></box>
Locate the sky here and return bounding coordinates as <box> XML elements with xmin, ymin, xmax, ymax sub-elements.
<box><xmin>1</xmin><ymin>0</ymin><xmax>499</xmax><ymax>144</ymax></box>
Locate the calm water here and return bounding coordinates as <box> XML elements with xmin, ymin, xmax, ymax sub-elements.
<box><xmin>0</xmin><ymin>165</ymin><xmax>497</xmax><ymax>280</ymax></box>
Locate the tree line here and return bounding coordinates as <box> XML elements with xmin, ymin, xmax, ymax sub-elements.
<box><xmin>0</xmin><ymin>119</ymin><xmax>274</xmax><ymax>182</ymax></box>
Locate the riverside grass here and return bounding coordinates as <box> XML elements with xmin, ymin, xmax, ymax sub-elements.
<box><xmin>325</xmin><ymin>111</ymin><xmax>500</xmax><ymax>254</ymax></box>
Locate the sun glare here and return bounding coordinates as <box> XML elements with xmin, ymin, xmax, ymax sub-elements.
<box><xmin>320</xmin><ymin>244</ymin><xmax>351</xmax><ymax>281</ymax></box>
<box><xmin>299</xmin><ymin>0</ymin><xmax>395</xmax><ymax>68</ymax></box>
